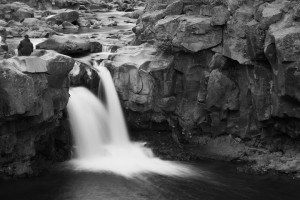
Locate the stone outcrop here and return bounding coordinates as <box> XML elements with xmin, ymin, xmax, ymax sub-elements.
<box><xmin>0</xmin><ymin>50</ymin><xmax>74</xmax><ymax>178</ymax></box>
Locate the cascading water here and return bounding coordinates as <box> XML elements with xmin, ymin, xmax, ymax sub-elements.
<box><xmin>67</xmin><ymin>62</ymin><xmax>195</xmax><ymax>178</ymax></box>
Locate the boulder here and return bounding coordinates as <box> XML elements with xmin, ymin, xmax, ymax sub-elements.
<box><xmin>22</xmin><ymin>18</ymin><xmax>46</xmax><ymax>27</ymax></box>
<box><xmin>69</xmin><ymin>61</ymin><xmax>100</xmax><ymax>94</ymax></box>
<box><xmin>62</xmin><ymin>21</ymin><xmax>79</xmax><ymax>29</ymax></box>
<box><xmin>0</xmin><ymin>2</ymin><xmax>35</xmax><ymax>22</ymax></box>
<box><xmin>77</xmin><ymin>18</ymin><xmax>91</xmax><ymax>27</ymax></box>
<box><xmin>46</xmin><ymin>10</ymin><xmax>79</xmax><ymax>26</ymax></box>
<box><xmin>36</xmin><ymin>35</ymin><xmax>102</xmax><ymax>55</ymax></box>
<box><xmin>14</xmin><ymin>7</ymin><xmax>34</xmax><ymax>22</ymax></box>
<box><xmin>0</xmin><ymin>20</ymin><xmax>6</xmax><ymax>27</ymax></box>
<box><xmin>0</xmin><ymin>50</ymin><xmax>74</xmax><ymax>178</ymax></box>
<box><xmin>163</xmin><ymin>0</ymin><xmax>183</xmax><ymax>16</ymax></box>
<box><xmin>211</xmin><ymin>5</ymin><xmax>230</xmax><ymax>26</ymax></box>
<box><xmin>154</xmin><ymin>15</ymin><xmax>223</xmax><ymax>52</ymax></box>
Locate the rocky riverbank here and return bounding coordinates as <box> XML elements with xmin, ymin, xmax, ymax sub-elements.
<box><xmin>100</xmin><ymin>0</ymin><xmax>300</xmax><ymax>176</ymax></box>
<box><xmin>0</xmin><ymin>0</ymin><xmax>144</xmax><ymax>178</ymax></box>
<box><xmin>1</xmin><ymin>0</ymin><xmax>300</xmax><ymax>178</ymax></box>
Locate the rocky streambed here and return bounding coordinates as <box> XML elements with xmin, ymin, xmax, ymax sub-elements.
<box><xmin>1</xmin><ymin>0</ymin><xmax>300</xmax><ymax>179</ymax></box>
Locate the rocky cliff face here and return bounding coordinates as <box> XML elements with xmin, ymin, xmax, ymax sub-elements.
<box><xmin>102</xmin><ymin>0</ymin><xmax>300</xmax><ymax>173</ymax></box>
<box><xmin>114</xmin><ymin>0</ymin><xmax>300</xmax><ymax>138</ymax></box>
<box><xmin>0</xmin><ymin>50</ymin><xmax>74</xmax><ymax>178</ymax></box>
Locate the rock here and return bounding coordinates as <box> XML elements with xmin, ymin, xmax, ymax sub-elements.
<box><xmin>0</xmin><ymin>26</ymin><xmax>6</xmax><ymax>41</ymax></box>
<box><xmin>22</xmin><ymin>18</ymin><xmax>46</xmax><ymax>27</ymax></box>
<box><xmin>0</xmin><ymin>2</ymin><xmax>35</xmax><ymax>22</ymax></box>
<box><xmin>46</xmin><ymin>10</ymin><xmax>79</xmax><ymax>26</ymax></box>
<box><xmin>163</xmin><ymin>0</ymin><xmax>183</xmax><ymax>16</ymax></box>
<box><xmin>206</xmin><ymin>69</ymin><xmax>239</xmax><ymax>111</ymax></box>
<box><xmin>154</xmin><ymin>15</ymin><xmax>222</xmax><ymax>52</ymax></box>
<box><xmin>223</xmin><ymin>6</ymin><xmax>253</xmax><ymax>64</ymax></box>
<box><xmin>77</xmin><ymin>18</ymin><xmax>91</xmax><ymax>27</ymax></box>
<box><xmin>5</xmin><ymin>27</ymin><xmax>25</xmax><ymax>37</ymax></box>
<box><xmin>62</xmin><ymin>21</ymin><xmax>79</xmax><ymax>30</ymax></box>
<box><xmin>271</xmin><ymin>27</ymin><xmax>300</xmax><ymax>62</ymax></box>
<box><xmin>254</xmin><ymin>2</ymin><xmax>284</xmax><ymax>26</ymax></box>
<box><xmin>124</xmin><ymin>10</ymin><xmax>143</xmax><ymax>19</ymax></box>
<box><xmin>211</xmin><ymin>5</ymin><xmax>230</xmax><ymax>26</ymax></box>
<box><xmin>14</xmin><ymin>7</ymin><xmax>34</xmax><ymax>22</ymax></box>
<box><xmin>36</xmin><ymin>35</ymin><xmax>102</xmax><ymax>55</ymax></box>
<box><xmin>0</xmin><ymin>50</ymin><xmax>74</xmax><ymax>178</ymax></box>
<box><xmin>26</xmin><ymin>27</ymin><xmax>57</xmax><ymax>38</ymax></box>
<box><xmin>69</xmin><ymin>61</ymin><xmax>100</xmax><ymax>94</ymax></box>
<box><xmin>5</xmin><ymin>20</ymin><xmax>23</xmax><ymax>27</ymax></box>
<box><xmin>0</xmin><ymin>20</ymin><xmax>6</xmax><ymax>27</ymax></box>
<box><xmin>245</xmin><ymin>20</ymin><xmax>267</xmax><ymax>61</ymax></box>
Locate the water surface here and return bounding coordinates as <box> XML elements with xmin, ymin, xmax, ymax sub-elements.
<box><xmin>0</xmin><ymin>160</ymin><xmax>299</xmax><ymax>200</ymax></box>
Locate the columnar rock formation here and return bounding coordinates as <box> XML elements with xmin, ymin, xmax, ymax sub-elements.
<box><xmin>0</xmin><ymin>50</ymin><xmax>74</xmax><ymax>178</ymax></box>
<box><xmin>114</xmin><ymin>0</ymin><xmax>300</xmax><ymax>138</ymax></box>
<box><xmin>101</xmin><ymin>0</ymin><xmax>300</xmax><ymax>172</ymax></box>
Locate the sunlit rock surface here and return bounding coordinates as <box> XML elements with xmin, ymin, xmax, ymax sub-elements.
<box><xmin>0</xmin><ymin>50</ymin><xmax>74</xmax><ymax>178</ymax></box>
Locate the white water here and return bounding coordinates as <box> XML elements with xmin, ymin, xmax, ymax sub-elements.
<box><xmin>67</xmin><ymin>63</ymin><xmax>195</xmax><ymax>178</ymax></box>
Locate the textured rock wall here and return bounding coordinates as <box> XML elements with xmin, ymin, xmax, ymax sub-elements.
<box><xmin>108</xmin><ymin>0</ymin><xmax>300</xmax><ymax>141</ymax></box>
<box><xmin>0</xmin><ymin>50</ymin><xmax>74</xmax><ymax>178</ymax></box>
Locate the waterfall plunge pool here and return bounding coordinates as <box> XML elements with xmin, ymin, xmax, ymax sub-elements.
<box><xmin>0</xmin><ymin>160</ymin><xmax>300</xmax><ymax>200</ymax></box>
<box><xmin>1</xmin><ymin>63</ymin><xmax>299</xmax><ymax>200</ymax></box>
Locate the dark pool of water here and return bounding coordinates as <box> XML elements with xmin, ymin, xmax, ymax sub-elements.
<box><xmin>0</xmin><ymin>160</ymin><xmax>299</xmax><ymax>200</ymax></box>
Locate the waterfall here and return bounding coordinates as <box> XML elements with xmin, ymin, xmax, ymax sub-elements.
<box><xmin>96</xmin><ymin>62</ymin><xmax>129</xmax><ymax>144</ymax></box>
<box><xmin>101</xmin><ymin>44</ymin><xmax>111</xmax><ymax>53</ymax></box>
<box><xmin>67</xmin><ymin>62</ymin><xmax>195</xmax><ymax>178</ymax></box>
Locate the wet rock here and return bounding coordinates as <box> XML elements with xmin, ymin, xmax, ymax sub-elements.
<box><xmin>69</xmin><ymin>61</ymin><xmax>100</xmax><ymax>94</ymax></box>
<box><xmin>62</xmin><ymin>21</ymin><xmax>79</xmax><ymax>30</ymax></box>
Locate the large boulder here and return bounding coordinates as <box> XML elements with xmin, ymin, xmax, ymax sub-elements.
<box><xmin>45</xmin><ymin>10</ymin><xmax>79</xmax><ymax>26</ymax></box>
<box><xmin>154</xmin><ymin>15</ymin><xmax>223</xmax><ymax>52</ymax></box>
<box><xmin>36</xmin><ymin>35</ymin><xmax>102</xmax><ymax>55</ymax></box>
<box><xmin>0</xmin><ymin>2</ymin><xmax>35</xmax><ymax>22</ymax></box>
<box><xmin>0</xmin><ymin>50</ymin><xmax>74</xmax><ymax>178</ymax></box>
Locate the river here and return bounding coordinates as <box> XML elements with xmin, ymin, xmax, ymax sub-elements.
<box><xmin>0</xmin><ymin>160</ymin><xmax>299</xmax><ymax>200</ymax></box>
